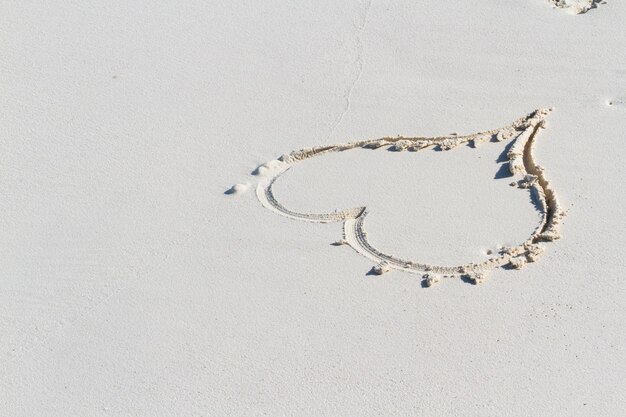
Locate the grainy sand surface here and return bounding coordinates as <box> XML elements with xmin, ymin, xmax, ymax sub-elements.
<box><xmin>1</xmin><ymin>1</ymin><xmax>625</xmax><ymax>415</ymax></box>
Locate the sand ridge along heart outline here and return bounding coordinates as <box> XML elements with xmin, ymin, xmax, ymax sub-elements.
<box><xmin>229</xmin><ymin>108</ymin><xmax>565</xmax><ymax>286</ymax></box>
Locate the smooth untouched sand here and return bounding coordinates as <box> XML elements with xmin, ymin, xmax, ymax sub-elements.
<box><xmin>2</xmin><ymin>1</ymin><xmax>625</xmax><ymax>416</ymax></box>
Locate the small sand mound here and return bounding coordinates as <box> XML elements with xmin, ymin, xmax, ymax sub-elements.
<box><xmin>423</xmin><ymin>274</ymin><xmax>440</xmax><ymax>287</ymax></box>
<box><xmin>225</xmin><ymin>183</ymin><xmax>249</xmax><ymax>195</ymax></box>
<box><xmin>548</xmin><ymin>0</ymin><xmax>604</xmax><ymax>14</ymax></box>
<box><xmin>252</xmin><ymin>160</ymin><xmax>285</xmax><ymax>176</ymax></box>
<box><xmin>372</xmin><ymin>262</ymin><xmax>391</xmax><ymax>275</ymax></box>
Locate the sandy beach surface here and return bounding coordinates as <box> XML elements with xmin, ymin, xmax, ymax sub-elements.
<box><xmin>2</xmin><ymin>1</ymin><xmax>625</xmax><ymax>415</ymax></box>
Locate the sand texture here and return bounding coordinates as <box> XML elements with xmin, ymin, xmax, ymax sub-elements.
<box><xmin>2</xmin><ymin>0</ymin><xmax>625</xmax><ymax>416</ymax></box>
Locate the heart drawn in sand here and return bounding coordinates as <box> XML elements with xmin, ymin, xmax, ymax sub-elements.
<box><xmin>229</xmin><ymin>108</ymin><xmax>565</xmax><ymax>286</ymax></box>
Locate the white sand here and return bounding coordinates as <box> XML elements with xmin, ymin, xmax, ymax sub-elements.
<box><xmin>2</xmin><ymin>0</ymin><xmax>625</xmax><ymax>415</ymax></box>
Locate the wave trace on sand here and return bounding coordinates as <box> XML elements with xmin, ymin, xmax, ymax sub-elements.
<box><xmin>231</xmin><ymin>109</ymin><xmax>565</xmax><ymax>286</ymax></box>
